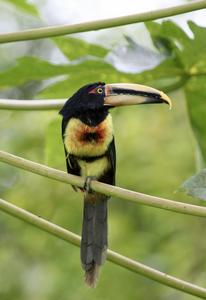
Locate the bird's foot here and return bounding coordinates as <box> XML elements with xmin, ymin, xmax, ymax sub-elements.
<box><xmin>84</xmin><ymin>176</ymin><xmax>96</xmax><ymax>194</ymax></box>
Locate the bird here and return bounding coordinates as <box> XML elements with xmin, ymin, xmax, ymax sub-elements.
<box><xmin>59</xmin><ymin>82</ymin><xmax>171</xmax><ymax>287</ymax></box>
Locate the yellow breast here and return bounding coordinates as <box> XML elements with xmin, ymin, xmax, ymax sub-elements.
<box><xmin>78</xmin><ymin>156</ymin><xmax>110</xmax><ymax>178</ymax></box>
<box><xmin>64</xmin><ymin>114</ymin><xmax>113</xmax><ymax>157</ymax></box>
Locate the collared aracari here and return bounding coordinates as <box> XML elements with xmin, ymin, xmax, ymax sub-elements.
<box><xmin>59</xmin><ymin>82</ymin><xmax>171</xmax><ymax>287</ymax></box>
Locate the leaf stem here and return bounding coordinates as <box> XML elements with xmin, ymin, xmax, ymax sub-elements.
<box><xmin>0</xmin><ymin>197</ymin><xmax>206</xmax><ymax>298</ymax></box>
<box><xmin>0</xmin><ymin>1</ymin><xmax>206</xmax><ymax>43</ymax></box>
<box><xmin>0</xmin><ymin>150</ymin><xmax>206</xmax><ymax>218</ymax></box>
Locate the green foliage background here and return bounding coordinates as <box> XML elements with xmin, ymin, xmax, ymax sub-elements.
<box><xmin>0</xmin><ymin>1</ymin><xmax>206</xmax><ymax>300</ymax></box>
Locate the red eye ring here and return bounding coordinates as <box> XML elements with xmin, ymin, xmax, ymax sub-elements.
<box><xmin>88</xmin><ymin>86</ymin><xmax>104</xmax><ymax>94</ymax></box>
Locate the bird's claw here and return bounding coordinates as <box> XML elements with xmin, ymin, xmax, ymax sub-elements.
<box><xmin>84</xmin><ymin>176</ymin><xmax>96</xmax><ymax>194</ymax></box>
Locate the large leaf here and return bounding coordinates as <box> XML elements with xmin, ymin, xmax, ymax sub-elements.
<box><xmin>0</xmin><ymin>21</ymin><xmax>191</xmax><ymax>97</ymax></box>
<box><xmin>147</xmin><ymin>21</ymin><xmax>206</xmax><ymax>163</ymax></box>
<box><xmin>0</xmin><ymin>52</ymin><xmax>184</xmax><ymax>99</ymax></box>
<box><xmin>184</xmin><ymin>76</ymin><xmax>206</xmax><ymax>162</ymax></box>
<box><xmin>0</xmin><ymin>21</ymin><xmax>189</xmax><ymax>96</ymax></box>
<box><xmin>38</xmin><ymin>60</ymin><xmax>136</xmax><ymax>98</ymax></box>
<box><xmin>38</xmin><ymin>56</ymin><xmax>184</xmax><ymax>99</ymax></box>
<box><xmin>0</xmin><ymin>56</ymin><xmax>136</xmax><ymax>96</ymax></box>
<box><xmin>146</xmin><ymin>21</ymin><xmax>206</xmax><ymax>76</ymax></box>
<box><xmin>0</xmin><ymin>57</ymin><xmax>69</xmax><ymax>89</ymax></box>
<box><xmin>146</xmin><ymin>20</ymin><xmax>191</xmax><ymax>56</ymax></box>
<box><xmin>147</xmin><ymin>21</ymin><xmax>206</xmax><ymax>197</ymax></box>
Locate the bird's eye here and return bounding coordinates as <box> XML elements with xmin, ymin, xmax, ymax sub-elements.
<box><xmin>97</xmin><ymin>88</ymin><xmax>103</xmax><ymax>94</ymax></box>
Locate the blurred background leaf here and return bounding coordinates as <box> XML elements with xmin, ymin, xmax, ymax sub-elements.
<box><xmin>185</xmin><ymin>76</ymin><xmax>206</xmax><ymax>164</ymax></box>
<box><xmin>0</xmin><ymin>57</ymin><xmax>68</xmax><ymax>90</ymax></box>
<box><xmin>44</xmin><ymin>116</ymin><xmax>65</xmax><ymax>168</ymax></box>
<box><xmin>180</xmin><ymin>169</ymin><xmax>206</xmax><ymax>200</ymax></box>
<box><xmin>146</xmin><ymin>21</ymin><xmax>206</xmax><ymax>165</ymax></box>
<box><xmin>53</xmin><ymin>37</ymin><xmax>108</xmax><ymax>60</ymax></box>
<box><xmin>6</xmin><ymin>0</ymin><xmax>39</xmax><ymax>17</ymax></box>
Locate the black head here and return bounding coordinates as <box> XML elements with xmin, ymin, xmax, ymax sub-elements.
<box><xmin>59</xmin><ymin>82</ymin><xmax>107</xmax><ymax>123</ymax></box>
<box><xmin>59</xmin><ymin>81</ymin><xmax>172</xmax><ymax>125</ymax></box>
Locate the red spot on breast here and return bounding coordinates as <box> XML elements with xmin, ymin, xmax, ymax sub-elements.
<box><xmin>75</xmin><ymin>123</ymin><xmax>106</xmax><ymax>145</ymax></box>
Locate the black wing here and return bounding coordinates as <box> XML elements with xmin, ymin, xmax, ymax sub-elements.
<box><xmin>62</xmin><ymin>118</ymin><xmax>80</xmax><ymax>191</ymax></box>
<box><xmin>64</xmin><ymin>149</ymin><xmax>80</xmax><ymax>176</ymax></box>
<box><xmin>99</xmin><ymin>138</ymin><xmax>116</xmax><ymax>186</ymax></box>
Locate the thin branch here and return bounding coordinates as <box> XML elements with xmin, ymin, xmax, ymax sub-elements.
<box><xmin>0</xmin><ymin>99</ymin><xmax>66</xmax><ymax>110</ymax></box>
<box><xmin>0</xmin><ymin>1</ymin><xmax>206</xmax><ymax>43</ymax></box>
<box><xmin>1</xmin><ymin>150</ymin><xmax>206</xmax><ymax>218</ymax></box>
<box><xmin>0</xmin><ymin>198</ymin><xmax>206</xmax><ymax>299</ymax></box>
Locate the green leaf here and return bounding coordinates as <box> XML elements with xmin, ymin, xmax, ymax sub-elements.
<box><xmin>147</xmin><ymin>21</ymin><xmax>206</xmax><ymax>196</ymax></box>
<box><xmin>146</xmin><ymin>21</ymin><xmax>175</xmax><ymax>54</ymax></box>
<box><xmin>147</xmin><ymin>21</ymin><xmax>206</xmax><ymax>163</ymax></box>
<box><xmin>0</xmin><ymin>57</ymin><xmax>69</xmax><ymax>89</ymax></box>
<box><xmin>180</xmin><ymin>169</ymin><xmax>206</xmax><ymax>200</ymax></box>
<box><xmin>147</xmin><ymin>21</ymin><xmax>190</xmax><ymax>46</ymax></box>
<box><xmin>38</xmin><ymin>60</ymin><xmax>136</xmax><ymax>98</ymax></box>
<box><xmin>134</xmin><ymin>58</ymin><xmax>184</xmax><ymax>90</ymax></box>
<box><xmin>184</xmin><ymin>76</ymin><xmax>206</xmax><ymax>162</ymax></box>
<box><xmin>146</xmin><ymin>20</ymin><xmax>191</xmax><ymax>58</ymax></box>
<box><xmin>53</xmin><ymin>37</ymin><xmax>108</xmax><ymax>60</ymax></box>
<box><xmin>0</xmin><ymin>21</ymin><xmax>190</xmax><ymax>97</ymax></box>
<box><xmin>7</xmin><ymin>0</ymin><xmax>39</xmax><ymax>16</ymax></box>
<box><xmin>186</xmin><ymin>21</ymin><xmax>206</xmax><ymax>74</ymax></box>
<box><xmin>146</xmin><ymin>20</ymin><xmax>202</xmax><ymax>72</ymax></box>
<box><xmin>38</xmin><ymin>55</ymin><xmax>185</xmax><ymax>99</ymax></box>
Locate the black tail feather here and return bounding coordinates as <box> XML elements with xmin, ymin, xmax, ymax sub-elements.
<box><xmin>81</xmin><ymin>194</ymin><xmax>108</xmax><ymax>287</ymax></box>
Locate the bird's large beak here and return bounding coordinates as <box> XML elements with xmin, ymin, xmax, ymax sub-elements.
<box><xmin>104</xmin><ymin>83</ymin><xmax>172</xmax><ymax>109</ymax></box>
